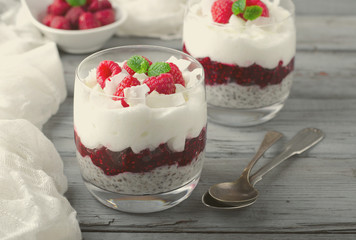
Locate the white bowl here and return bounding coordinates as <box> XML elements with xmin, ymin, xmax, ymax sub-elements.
<box><xmin>21</xmin><ymin>0</ymin><xmax>127</xmax><ymax>54</ymax></box>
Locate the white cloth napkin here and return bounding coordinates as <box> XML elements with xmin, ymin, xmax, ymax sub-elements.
<box><xmin>0</xmin><ymin>119</ymin><xmax>81</xmax><ymax>240</ymax></box>
<box><xmin>0</xmin><ymin>2</ymin><xmax>81</xmax><ymax>239</ymax></box>
<box><xmin>114</xmin><ymin>0</ymin><xmax>187</xmax><ymax>40</ymax></box>
<box><xmin>0</xmin><ymin>0</ymin><xmax>67</xmax><ymax>129</ymax></box>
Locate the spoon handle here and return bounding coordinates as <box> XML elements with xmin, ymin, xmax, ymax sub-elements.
<box><xmin>244</xmin><ymin>131</ymin><xmax>284</xmax><ymax>173</ymax></box>
<box><xmin>249</xmin><ymin>128</ymin><xmax>325</xmax><ymax>185</ymax></box>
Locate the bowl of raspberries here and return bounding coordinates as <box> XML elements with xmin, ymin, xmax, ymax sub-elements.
<box><xmin>21</xmin><ymin>0</ymin><xmax>127</xmax><ymax>53</ymax></box>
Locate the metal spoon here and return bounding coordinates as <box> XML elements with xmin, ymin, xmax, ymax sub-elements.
<box><xmin>209</xmin><ymin>131</ymin><xmax>283</xmax><ymax>204</ymax></box>
<box><xmin>202</xmin><ymin>128</ymin><xmax>325</xmax><ymax>209</ymax></box>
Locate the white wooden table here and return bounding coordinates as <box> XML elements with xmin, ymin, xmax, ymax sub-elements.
<box><xmin>43</xmin><ymin>1</ymin><xmax>356</xmax><ymax>239</ymax></box>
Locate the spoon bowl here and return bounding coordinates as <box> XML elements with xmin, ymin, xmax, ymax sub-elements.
<box><xmin>209</xmin><ymin>131</ymin><xmax>283</xmax><ymax>204</ymax></box>
<box><xmin>202</xmin><ymin>192</ymin><xmax>256</xmax><ymax>209</ymax></box>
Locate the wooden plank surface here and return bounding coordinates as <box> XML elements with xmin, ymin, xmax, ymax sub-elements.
<box><xmin>42</xmin><ymin>12</ymin><xmax>356</xmax><ymax>240</ymax></box>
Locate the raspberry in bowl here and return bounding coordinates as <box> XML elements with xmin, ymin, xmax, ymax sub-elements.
<box><xmin>74</xmin><ymin>45</ymin><xmax>207</xmax><ymax>213</ymax></box>
<box><xmin>21</xmin><ymin>0</ymin><xmax>127</xmax><ymax>53</ymax></box>
<box><xmin>183</xmin><ymin>0</ymin><xmax>296</xmax><ymax>126</ymax></box>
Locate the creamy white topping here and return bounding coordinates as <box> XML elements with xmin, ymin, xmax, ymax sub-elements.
<box><xmin>183</xmin><ymin>0</ymin><xmax>296</xmax><ymax>68</ymax></box>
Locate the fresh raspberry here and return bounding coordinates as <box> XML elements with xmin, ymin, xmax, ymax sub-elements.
<box><xmin>239</xmin><ymin>0</ymin><xmax>269</xmax><ymax>20</ymax></box>
<box><xmin>113</xmin><ymin>76</ymin><xmax>141</xmax><ymax>107</ymax></box>
<box><xmin>123</xmin><ymin>56</ymin><xmax>153</xmax><ymax>75</ymax></box>
<box><xmin>88</xmin><ymin>0</ymin><xmax>112</xmax><ymax>12</ymax></box>
<box><xmin>48</xmin><ymin>0</ymin><xmax>70</xmax><ymax>16</ymax></box>
<box><xmin>94</xmin><ymin>9</ymin><xmax>115</xmax><ymax>26</ymax></box>
<box><xmin>143</xmin><ymin>73</ymin><xmax>176</xmax><ymax>95</ymax></box>
<box><xmin>65</xmin><ymin>7</ymin><xmax>85</xmax><ymax>29</ymax></box>
<box><xmin>50</xmin><ymin>16</ymin><xmax>71</xmax><ymax>30</ymax></box>
<box><xmin>211</xmin><ymin>0</ymin><xmax>233</xmax><ymax>24</ymax></box>
<box><xmin>96</xmin><ymin>60</ymin><xmax>122</xmax><ymax>88</ymax></box>
<box><xmin>253</xmin><ymin>0</ymin><xmax>269</xmax><ymax>17</ymax></box>
<box><xmin>42</xmin><ymin>14</ymin><xmax>55</xmax><ymax>26</ymax></box>
<box><xmin>123</xmin><ymin>62</ymin><xmax>136</xmax><ymax>75</ymax></box>
<box><xmin>168</xmin><ymin>62</ymin><xmax>185</xmax><ymax>87</ymax></box>
<box><xmin>78</xmin><ymin>12</ymin><xmax>101</xmax><ymax>30</ymax></box>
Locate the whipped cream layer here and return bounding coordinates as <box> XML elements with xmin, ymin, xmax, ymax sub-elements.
<box><xmin>183</xmin><ymin>0</ymin><xmax>296</xmax><ymax>69</ymax></box>
<box><xmin>74</xmin><ymin>58</ymin><xmax>207</xmax><ymax>153</ymax></box>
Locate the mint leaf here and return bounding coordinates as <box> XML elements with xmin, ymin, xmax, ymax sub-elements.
<box><xmin>147</xmin><ymin>62</ymin><xmax>171</xmax><ymax>77</ymax></box>
<box><xmin>127</xmin><ymin>55</ymin><xmax>150</xmax><ymax>74</ymax></box>
<box><xmin>65</xmin><ymin>0</ymin><xmax>86</xmax><ymax>7</ymax></box>
<box><xmin>232</xmin><ymin>0</ymin><xmax>246</xmax><ymax>15</ymax></box>
<box><xmin>243</xmin><ymin>6</ymin><xmax>263</xmax><ymax>21</ymax></box>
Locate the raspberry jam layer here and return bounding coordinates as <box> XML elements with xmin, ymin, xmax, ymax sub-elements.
<box><xmin>183</xmin><ymin>45</ymin><xmax>294</xmax><ymax>88</ymax></box>
<box><xmin>74</xmin><ymin>128</ymin><xmax>207</xmax><ymax>176</ymax></box>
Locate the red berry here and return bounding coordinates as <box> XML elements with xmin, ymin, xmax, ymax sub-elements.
<box><xmin>211</xmin><ymin>0</ymin><xmax>233</xmax><ymax>24</ymax></box>
<box><xmin>78</xmin><ymin>12</ymin><xmax>101</xmax><ymax>30</ymax></box>
<box><xmin>65</xmin><ymin>7</ymin><xmax>85</xmax><ymax>29</ymax></box>
<box><xmin>239</xmin><ymin>0</ymin><xmax>269</xmax><ymax>20</ymax></box>
<box><xmin>168</xmin><ymin>62</ymin><xmax>185</xmax><ymax>87</ymax></box>
<box><xmin>88</xmin><ymin>0</ymin><xmax>112</xmax><ymax>12</ymax></box>
<box><xmin>94</xmin><ymin>9</ymin><xmax>115</xmax><ymax>26</ymax></box>
<box><xmin>113</xmin><ymin>76</ymin><xmax>141</xmax><ymax>107</ymax></box>
<box><xmin>50</xmin><ymin>16</ymin><xmax>71</xmax><ymax>29</ymax></box>
<box><xmin>123</xmin><ymin>62</ymin><xmax>136</xmax><ymax>75</ymax></box>
<box><xmin>143</xmin><ymin>73</ymin><xmax>176</xmax><ymax>95</ymax></box>
<box><xmin>253</xmin><ymin>0</ymin><xmax>269</xmax><ymax>17</ymax></box>
<box><xmin>96</xmin><ymin>60</ymin><xmax>122</xmax><ymax>88</ymax></box>
<box><xmin>42</xmin><ymin>14</ymin><xmax>55</xmax><ymax>26</ymax></box>
<box><xmin>48</xmin><ymin>0</ymin><xmax>70</xmax><ymax>16</ymax></box>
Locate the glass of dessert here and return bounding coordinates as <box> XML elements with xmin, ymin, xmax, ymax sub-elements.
<box><xmin>74</xmin><ymin>45</ymin><xmax>207</xmax><ymax>213</ymax></box>
<box><xmin>183</xmin><ymin>0</ymin><xmax>296</xmax><ymax>126</ymax></box>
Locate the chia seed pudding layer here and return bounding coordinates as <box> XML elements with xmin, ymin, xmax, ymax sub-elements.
<box><xmin>77</xmin><ymin>151</ymin><xmax>205</xmax><ymax>195</ymax></box>
<box><xmin>207</xmin><ymin>73</ymin><xmax>293</xmax><ymax>109</ymax></box>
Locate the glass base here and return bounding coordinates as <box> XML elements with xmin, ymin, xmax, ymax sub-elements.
<box><xmin>207</xmin><ymin>100</ymin><xmax>286</xmax><ymax>127</ymax></box>
<box><xmin>83</xmin><ymin>175</ymin><xmax>201</xmax><ymax>213</ymax></box>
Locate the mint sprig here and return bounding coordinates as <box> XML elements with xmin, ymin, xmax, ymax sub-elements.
<box><xmin>232</xmin><ymin>0</ymin><xmax>264</xmax><ymax>21</ymax></box>
<box><xmin>65</xmin><ymin>0</ymin><xmax>86</xmax><ymax>7</ymax></box>
<box><xmin>243</xmin><ymin>6</ymin><xmax>263</xmax><ymax>21</ymax></box>
<box><xmin>147</xmin><ymin>62</ymin><xmax>171</xmax><ymax>77</ymax></box>
<box><xmin>127</xmin><ymin>55</ymin><xmax>150</xmax><ymax>74</ymax></box>
<box><xmin>232</xmin><ymin>0</ymin><xmax>246</xmax><ymax>15</ymax></box>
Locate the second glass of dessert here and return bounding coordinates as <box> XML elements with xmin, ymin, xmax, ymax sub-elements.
<box><xmin>74</xmin><ymin>45</ymin><xmax>207</xmax><ymax>213</ymax></box>
<box><xmin>183</xmin><ymin>0</ymin><xmax>296</xmax><ymax>126</ymax></box>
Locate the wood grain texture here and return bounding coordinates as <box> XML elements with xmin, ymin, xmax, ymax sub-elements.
<box><xmin>42</xmin><ymin>10</ymin><xmax>356</xmax><ymax>240</ymax></box>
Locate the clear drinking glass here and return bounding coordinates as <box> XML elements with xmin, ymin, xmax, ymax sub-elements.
<box><xmin>183</xmin><ymin>0</ymin><xmax>296</xmax><ymax>126</ymax></box>
<box><xmin>74</xmin><ymin>45</ymin><xmax>207</xmax><ymax>213</ymax></box>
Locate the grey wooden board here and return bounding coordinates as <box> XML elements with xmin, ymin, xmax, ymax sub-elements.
<box><xmin>293</xmin><ymin>0</ymin><xmax>356</xmax><ymax>15</ymax></box>
<box><xmin>41</xmin><ymin>10</ymin><xmax>356</xmax><ymax>239</ymax></box>
<box><xmin>82</xmin><ymin>233</ymin><xmax>356</xmax><ymax>240</ymax></box>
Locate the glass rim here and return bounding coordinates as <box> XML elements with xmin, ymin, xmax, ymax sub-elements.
<box><xmin>185</xmin><ymin>0</ymin><xmax>295</xmax><ymax>28</ymax></box>
<box><xmin>75</xmin><ymin>45</ymin><xmax>205</xmax><ymax>100</ymax></box>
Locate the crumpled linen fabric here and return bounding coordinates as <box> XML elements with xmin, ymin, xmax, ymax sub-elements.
<box><xmin>114</xmin><ymin>0</ymin><xmax>187</xmax><ymax>39</ymax></box>
<box><xmin>0</xmin><ymin>119</ymin><xmax>82</xmax><ymax>240</ymax></box>
<box><xmin>0</xmin><ymin>0</ymin><xmax>67</xmax><ymax>129</ymax></box>
<box><xmin>0</xmin><ymin>1</ymin><xmax>81</xmax><ymax>239</ymax></box>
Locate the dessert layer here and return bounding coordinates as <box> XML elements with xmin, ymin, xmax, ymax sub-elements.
<box><xmin>74</xmin><ymin>127</ymin><xmax>206</xmax><ymax>176</ymax></box>
<box><xmin>184</xmin><ymin>45</ymin><xmax>294</xmax><ymax>88</ymax></box>
<box><xmin>207</xmin><ymin>73</ymin><xmax>293</xmax><ymax>109</ymax></box>
<box><xmin>78</xmin><ymin>151</ymin><xmax>204</xmax><ymax>194</ymax></box>
<box><xmin>183</xmin><ymin>0</ymin><xmax>296</xmax><ymax>69</ymax></box>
